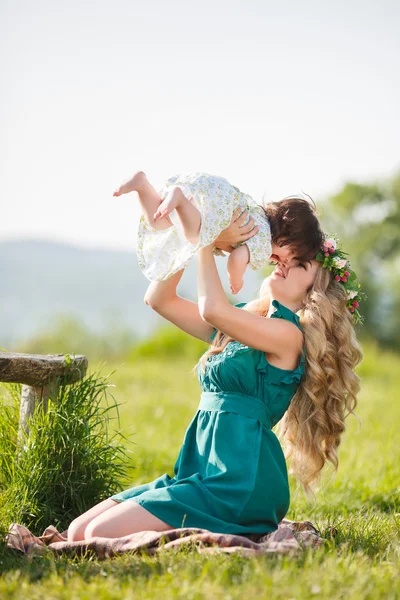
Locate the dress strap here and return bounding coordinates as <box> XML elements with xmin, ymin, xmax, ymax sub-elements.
<box><xmin>270</xmin><ymin>300</ymin><xmax>303</xmax><ymax>332</ymax></box>
<box><xmin>234</xmin><ymin>302</ymin><xmax>247</xmax><ymax>309</ymax></box>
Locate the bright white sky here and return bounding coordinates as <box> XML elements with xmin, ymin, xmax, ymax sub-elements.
<box><xmin>1</xmin><ymin>0</ymin><xmax>399</xmax><ymax>250</ymax></box>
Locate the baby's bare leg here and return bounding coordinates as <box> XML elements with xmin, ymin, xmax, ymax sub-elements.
<box><xmin>227</xmin><ymin>244</ymin><xmax>250</xmax><ymax>294</ymax></box>
<box><xmin>113</xmin><ymin>170</ymin><xmax>172</xmax><ymax>231</ymax></box>
<box><xmin>155</xmin><ymin>186</ymin><xmax>201</xmax><ymax>244</ymax></box>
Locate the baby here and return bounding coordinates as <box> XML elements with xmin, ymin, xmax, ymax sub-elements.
<box><xmin>113</xmin><ymin>171</ymin><xmax>322</xmax><ymax>293</ymax></box>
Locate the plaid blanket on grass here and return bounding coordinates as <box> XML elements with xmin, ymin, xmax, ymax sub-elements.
<box><xmin>6</xmin><ymin>519</ymin><xmax>324</xmax><ymax>559</ymax></box>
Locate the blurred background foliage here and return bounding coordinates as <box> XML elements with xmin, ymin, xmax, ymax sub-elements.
<box><xmin>15</xmin><ymin>315</ymin><xmax>137</xmax><ymax>364</ymax></box>
<box><xmin>319</xmin><ymin>168</ymin><xmax>400</xmax><ymax>349</ymax></box>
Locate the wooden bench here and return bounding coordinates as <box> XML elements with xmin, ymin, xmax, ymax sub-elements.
<box><xmin>0</xmin><ymin>352</ymin><xmax>88</xmax><ymax>440</ymax></box>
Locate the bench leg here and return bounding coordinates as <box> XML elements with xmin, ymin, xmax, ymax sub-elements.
<box><xmin>18</xmin><ymin>381</ymin><xmax>58</xmax><ymax>446</ymax></box>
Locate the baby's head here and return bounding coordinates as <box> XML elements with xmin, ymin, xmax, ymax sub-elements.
<box><xmin>264</xmin><ymin>196</ymin><xmax>323</xmax><ymax>264</ymax></box>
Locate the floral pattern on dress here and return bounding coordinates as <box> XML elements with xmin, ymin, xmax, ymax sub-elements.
<box><xmin>136</xmin><ymin>172</ymin><xmax>272</xmax><ymax>281</ymax></box>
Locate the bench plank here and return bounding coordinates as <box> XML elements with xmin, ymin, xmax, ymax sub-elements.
<box><xmin>0</xmin><ymin>353</ymin><xmax>88</xmax><ymax>386</ymax></box>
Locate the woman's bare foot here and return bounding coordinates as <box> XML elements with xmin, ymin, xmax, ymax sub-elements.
<box><xmin>113</xmin><ymin>171</ymin><xmax>147</xmax><ymax>197</ymax></box>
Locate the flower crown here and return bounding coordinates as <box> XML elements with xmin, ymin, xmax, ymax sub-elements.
<box><xmin>315</xmin><ymin>235</ymin><xmax>366</xmax><ymax>324</ymax></box>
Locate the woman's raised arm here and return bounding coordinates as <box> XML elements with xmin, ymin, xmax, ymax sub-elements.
<box><xmin>197</xmin><ymin>246</ymin><xmax>303</xmax><ymax>359</ymax></box>
<box><xmin>144</xmin><ymin>270</ymin><xmax>215</xmax><ymax>342</ymax></box>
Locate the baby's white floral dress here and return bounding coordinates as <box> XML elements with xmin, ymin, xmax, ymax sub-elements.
<box><xmin>136</xmin><ymin>172</ymin><xmax>272</xmax><ymax>281</ymax></box>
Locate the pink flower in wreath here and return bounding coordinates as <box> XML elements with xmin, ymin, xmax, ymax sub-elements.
<box><xmin>324</xmin><ymin>238</ymin><xmax>337</xmax><ymax>252</ymax></box>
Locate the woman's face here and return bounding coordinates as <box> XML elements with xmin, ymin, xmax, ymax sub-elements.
<box><xmin>260</xmin><ymin>258</ymin><xmax>321</xmax><ymax>309</ymax></box>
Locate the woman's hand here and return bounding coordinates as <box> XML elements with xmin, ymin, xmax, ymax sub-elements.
<box><xmin>213</xmin><ymin>208</ymin><xmax>259</xmax><ymax>252</ymax></box>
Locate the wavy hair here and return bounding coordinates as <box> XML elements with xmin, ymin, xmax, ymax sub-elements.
<box><xmin>263</xmin><ymin>196</ymin><xmax>323</xmax><ymax>261</ymax></box>
<box><xmin>200</xmin><ymin>265</ymin><xmax>363</xmax><ymax>496</ymax></box>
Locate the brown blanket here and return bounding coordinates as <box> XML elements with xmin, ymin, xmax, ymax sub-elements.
<box><xmin>6</xmin><ymin>518</ymin><xmax>324</xmax><ymax>559</ymax></box>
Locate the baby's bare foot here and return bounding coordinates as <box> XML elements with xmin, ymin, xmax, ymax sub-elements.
<box><xmin>113</xmin><ymin>171</ymin><xmax>146</xmax><ymax>197</ymax></box>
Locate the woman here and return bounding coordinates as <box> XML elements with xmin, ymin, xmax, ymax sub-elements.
<box><xmin>67</xmin><ymin>211</ymin><xmax>362</xmax><ymax>542</ymax></box>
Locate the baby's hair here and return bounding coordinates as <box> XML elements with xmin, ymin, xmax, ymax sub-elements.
<box><xmin>263</xmin><ymin>195</ymin><xmax>324</xmax><ymax>261</ymax></box>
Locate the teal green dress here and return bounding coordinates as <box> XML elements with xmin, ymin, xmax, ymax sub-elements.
<box><xmin>110</xmin><ymin>300</ymin><xmax>305</xmax><ymax>534</ymax></box>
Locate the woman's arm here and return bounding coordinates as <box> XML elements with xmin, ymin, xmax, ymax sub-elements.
<box><xmin>144</xmin><ymin>270</ymin><xmax>215</xmax><ymax>342</ymax></box>
<box><xmin>197</xmin><ymin>246</ymin><xmax>303</xmax><ymax>357</ymax></box>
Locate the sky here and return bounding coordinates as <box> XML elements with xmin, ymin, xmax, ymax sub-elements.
<box><xmin>1</xmin><ymin>0</ymin><xmax>399</xmax><ymax>250</ymax></box>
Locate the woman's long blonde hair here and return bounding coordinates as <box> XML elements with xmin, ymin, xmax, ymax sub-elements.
<box><xmin>200</xmin><ymin>266</ymin><xmax>363</xmax><ymax>495</ymax></box>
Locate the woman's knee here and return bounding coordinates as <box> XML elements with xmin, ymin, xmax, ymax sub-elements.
<box><xmin>67</xmin><ymin>517</ymin><xmax>88</xmax><ymax>542</ymax></box>
<box><xmin>84</xmin><ymin>519</ymin><xmax>103</xmax><ymax>541</ymax></box>
<box><xmin>67</xmin><ymin>498</ymin><xmax>117</xmax><ymax>542</ymax></box>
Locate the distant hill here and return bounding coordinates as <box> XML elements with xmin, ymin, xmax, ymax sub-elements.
<box><xmin>0</xmin><ymin>239</ymin><xmax>264</xmax><ymax>347</ymax></box>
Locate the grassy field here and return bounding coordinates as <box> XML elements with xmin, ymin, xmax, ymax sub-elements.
<box><xmin>0</xmin><ymin>339</ymin><xmax>399</xmax><ymax>599</ymax></box>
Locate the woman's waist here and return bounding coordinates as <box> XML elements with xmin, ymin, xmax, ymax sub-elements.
<box><xmin>198</xmin><ymin>391</ymin><xmax>272</xmax><ymax>429</ymax></box>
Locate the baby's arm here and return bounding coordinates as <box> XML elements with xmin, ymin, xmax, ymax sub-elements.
<box><xmin>227</xmin><ymin>244</ymin><xmax>250</xmax><ymax>295</ymax></box>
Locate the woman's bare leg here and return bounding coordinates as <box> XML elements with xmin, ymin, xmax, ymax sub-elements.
<box><xmin>227</xmin><ymin>244</ymin><xmax>250</xmax><ymax>294</ymax></box>
<box><xmin>67</xmin><ymin>498</ymin><xmax>119</xmax><ymax>542</ymax></box>
<box><xmin>83</xmin><ymin>500</ymin><xmax>173</xmax><ymax>540</ymax></box>
<box><xmin>113</xmin><ymin>170</ymin><xmax>172</xmax><ymax>231</ymax></box>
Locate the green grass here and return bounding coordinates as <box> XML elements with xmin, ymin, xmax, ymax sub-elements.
<box><xmin>0</xmin><ymin>368</ymin><xmax>130</xmax><ymax>536</ymax></box>
<box><xmin>1</xmin><ymin>340</ymin><xmax>399</xmax><ymax>599</ymax></box>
